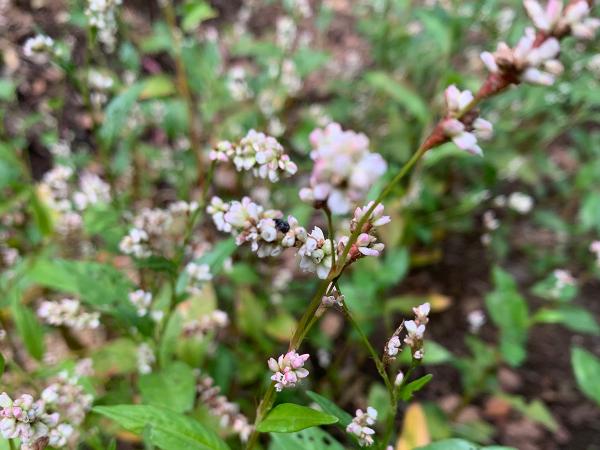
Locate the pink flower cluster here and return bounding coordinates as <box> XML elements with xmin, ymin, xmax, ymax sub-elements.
<box><xmin>197</xmin><ymin>375</ymin><xmax>253</xmax><ymax>441</ymax></box>
<box><xmin>210</xmin><ymin>130</ymin><xmax>297</xmax><ymax>182</ymax></box>
<box><xmin>0</xmin><ymin>392</ymin><xmax>72</xmax><ymax>449</ymax></box>
<box><xmin>299</xmin><ymin>123</ymin><xmax>387</xmax><ymax>215</ymax></box>
<box><xmin>385</xmin><ymin>302</ymin><xmax>430</xmax><ymax>361</ymax></box>
<box><xmin>208</xmin><ymin>196</ymin><xmax>307</xmax><ymax>258</ymax></box>
<box><xmin>268</xmin><ymin>351</ymin><xmax>310</xmax><ymax>391</ymax></box>
<box><xmin>481</xmin><ymin>1</ymin><xmax>598</xmax><ymax>86</ymax></box>
<box><xmin>441</xmin><ymin>85</ymin><xmax>493</xmax><ymax>156</ymax></box>
<box><xmin>346</xmin><ymin>407</ymin><xmax>378</xmax><ymax>447</ymax></box>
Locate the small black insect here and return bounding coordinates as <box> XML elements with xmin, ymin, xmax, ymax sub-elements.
<box><xmin>274</xmin><ymin>218</ymin><xmax>290</xmax><ymax>233</ymax></box>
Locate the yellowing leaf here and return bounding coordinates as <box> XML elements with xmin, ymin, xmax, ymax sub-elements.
<box><xmin>396</xmin><ymin>403</ymin><xmax>430</xmax><ymax>450</ymax></box>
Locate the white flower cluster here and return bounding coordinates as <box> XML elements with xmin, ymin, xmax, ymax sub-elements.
<box><xmin>182</xmin><ymin>310</ymin><xmax>229</xmax><ymax>338</ymax></box>
<box><xmin>37</xmin><ymin>298</ymin><xmax>100</xmax><ymax>330</ymax></box>
<box><xmin>208</xmin><ymin>196</ymin><xmax>307</xmax><ymax>258</ymax></box>
<box><xmin>38</xmin><ymin>165</ymin><xmax>111</xmax><ymax>237</ymax></box>
<box><xmin>346</xmin><ymin>407</ymin><xmax>378</xmax><ymax>447</ymax></box>
<box><xmin>88</xmin><ymin>70</ymin><xmax>114</xmax><ymax>108</ymax></box>
<box><xmin>385</xmin><ymin>302</ymin><xmax>430</xmax><ymax>360</ymax></box>
<box><xmin>0</xmin><ymin>392</ymin><xmax>71</xmax><ymax>450</ymax></box>
<box><xmin>226</xmin><ymin>66</ymin><xmax>252</xmax><ymax>101</ymax></box>
<box><xmin>119</xmin><ymin>201</ymin><xmax>199</xmax><ymax>259</ymax></box>
<box><xmin>73</xmin><ymin>172</ymin><xmax>111</xmax><ymax>211</ymax></box>
<box><xmin>210</xmin><ymin>130</ymin><xmax>298</xmax><ymax>182</ymax></box>
<box><xmin>128</xmin><ymin>289</ymin><xmax>153</xmax><ymax>316</ymax></box>
<box><xmin>442</xmin><ymin>85</ymin><xmax>493</xmax><ymax>156</ymax></box>
<box><xmin>23</xmin><ymin>34</ymin><xmax>55</xmax><ymax>64</ymax></box>
<box><xmin>85</xmin><ymin>0</ymin><xmax>123</xmax><ymax>52</ymax></box>
<box><xmin>481</xmin><ymin>1</ymin><xmax>598</xmax><ymax>86</ymax></box>
<box><xmin>209</xmin><ymin>198</ymin><xmax>392</xmax><ymax>279</ymax></box>
<box><xmin>268</xmin><ymin>350</ymin><xmax>310</xmax><ymax>392</ymax></box>
<box><xmin>197</xmin><ymin>375</ymin><xmax>253</xmax><ymax>441</ymax></box>
<box><xmin>299</xmin><ymin>123</ymin><xmax>387</xmax><ymax>215</ymax></box>
<box><xmin>524</xmin><ymin>0</ymin><xmax>599</xmax><ymax>39</ymax></box>
<box><xmin>322</xmin><ymin>288</ymin><xmax>345</xmax><ymax>307</ymax></box>
<box><xmin>41</xmin><ymin>371</ymin><xmax>93</xmax><ymax>426</ymax></box>
<box><xmin>185</xmin><ymin>262</ymin><xmax>213</xmax><ymax>295</ymax></box>
<box><xmin>298</xmin><ymin>227</ymin><xmax>335</xmax><ymax>279</ymax></box>
<box><xmin>551</xmin><ymin>268</ymin><xmax>576</xmax><ymax>297</ymax></box>
<box><xmin>590</xmin><ymin>241</ymin><xmax>600</xmax><ymax>266</ymax></box>
<box><xmin>136</xmin><ymin>343</ymin><xmax>155</xmax><ymax>374</ymax></box>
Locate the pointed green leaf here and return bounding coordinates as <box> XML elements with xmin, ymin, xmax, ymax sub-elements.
<box><xmin>571</xmin><ymin>347</ymin><xmax>600</xmax><ymax>406</ymax></box>
<box><xmin>93</xmin><ymin>404</ymin><xmax>230</xmax><ymax>450</ymax></box>
<box><xmin>306</xmin><ymin>391</ymin><xmax>353</xmax><ymax>427</ymax></box>
<box><xmin>399</xmin><ymin>374</ymin><xmax>433</xmax><ymax>401</ymax></box>
<box><xmin>257</xmin><ymin>403</ymin><xmax>338</xmax><ymax>433</ymax></box>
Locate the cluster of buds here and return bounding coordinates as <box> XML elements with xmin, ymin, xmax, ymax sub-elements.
<box><xmin>23</xmin><ymin>34</ymin><xmax>55</xmax><ymax>64</ymax></box>
<box><xmin>72</xmin><ymin>172</ymin><xmax>111</xmax><ymax>211</ymax></box>
<box><xmin>299</xmin><ymin>123</ymin><xmax>387</xmax><ymax>215</ymax></box>
<box><xmin>88</xmin><ymin>69</ymin><xmax>114</xmax><ymax>108</ymax></box>
<box><xmin>590</xmin><ymin>241</ymin><xmax>600</xmax><ymax>266</ymax></box>
<box><xmin>346</xmin><ymin>407</ymin><xmax>378</xmax><ymax>447</ymax></box>
<box><xmin>0</xmin><ymin>392</ymin><xmax>71</xmax><ymax>449</ymax></box>
<box><xmin>480</xmin><ymin>1</ymin><xmax>598</xmax><ymax>89</ymax></box>
<box><xmin>338</xmin><ymin>202</ymin><xmax>390</xmax><ymax>265</ymax></box>
<box><xmin>209</xmin><ymin>198</ymin><xmax>391</xmax><ymax>279</ymax></box>
<box><xmin>185</xmin><ymin>262</ymin><xmax>213</xmax><ymax>295</ymax></box>
<box><xmin>128</xmin><ymin>289</ymin><xmax>153</xmax><ymax>317</ymax></box>
<box><xmin>385</xmin><ymin>302</ymin><xmax>430</xmax><ymax>361</ymax></box>
<box><xmin>41</xmin><ymin>372</ymin><xmax>93</xmax><ymax>426</ymax></box>
<box><xmin>38</xmin><ymin>165</ymin><xmax>74</xmax><ymax>213</ymax></box>
<box><xmin>182</xmin><ymin>310</ymin><xmax>229</xmax><ymax>338</ymax></box>
<box><xmin>298</xmin><ymin>227</ymin><xmax>335</xmax><ymax>279</ymax></box>
<box><xmin>119</xmin><ymin>201</ymin><xmax>198</xmax><ymax>259</ymax></box>
<box><xmin>197</xmin><ymin>375</ymin><xmax>253</xmax><ymax>441</ymax></box>
<box><xmin>37</xmin><ymin>298</ymin><xmax>100</xmax><ymax>330</ymax></box>
<box><xmin>551</xmin><ymin>269</ymin><xmax>576</xmax><ymax>298</ymax></box>
<box><xmin>136</xmin><ymin>343</ymin><xmax>155</xmax><ymax>375</ymax></box>
<box><xmin>208</xmin><ymin>196</ymin><xmax>307</xmax><ymax>258</ymax></box>
<box><xmin>322</xmin><ymin>287</ymin><xmax>345</xmax><ymax>307</ymax></box>
<box><xmin>210</xmin><ymin>130</ymin><xmax>297</xmax><ymax>182</ymax></box>
<box><xmin>85</xmin><ymin>0</ymin><xmax>123</xmax><ymax>52</ymax></box>
<box><xmin>441</xmin><ymin>85</ymin><xmax>493</xmax><ymax>156</ymax></box>
<box><xmin>268</xmin><ymin>350</ymin><xmax>310</xmax><ymax>392</ymax></box>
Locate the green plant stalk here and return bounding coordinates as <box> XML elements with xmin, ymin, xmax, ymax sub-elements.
<box><xmin>380</xmin><ymin>360</ymin><xmax>420</xmax><ymax>448</ymax></box>
<box><xmin>246</xmin><ymin>143</ymin><xmax>433</xmax><ymax>450</ymax></box>
<box><xmin>342</xmin><ymin>303</ymin><xmax>394</xmax><ymax>397</ymax></box>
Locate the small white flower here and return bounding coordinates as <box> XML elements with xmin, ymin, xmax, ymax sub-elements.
<box><xmin>507</xmin><ymin>192</ymin><xmax>534</xmax><ymax>214</ymax></box>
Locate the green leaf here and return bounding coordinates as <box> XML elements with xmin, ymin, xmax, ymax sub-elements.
<box><xmin>99</xmin><ymin>83</ymin><xmax>144</xmax><ymax>146</ymax></box>
<box><xmin>364</xmin><ymin>71</ymin><xmax>429</xmax><ymax>124</ymax></box>
<box><xmin>533</xmin><ymin>306</ymin><xmax>599</xmax><ymax>335</ymax></box>
<box><xmin>501</xmin><ymin>395</ymin><xmax>558</xmax><ymax>432</ymax></box>
<box><xmin>11</xmin><ymin>302</ymin><xmax>45</xmax><ymax>360</ymax></box>
<box><xmin>257</xmin><ymin>403</ymin><xmax>338</xmax><ymax>433</ymax></box>
<box><xmin>0</xmin><ymin>353</ymin><xmax>4</xmax><ymax>377</ymax></box>
<box><xmin>0</xmin><ymin>78</ymin><xmax>16</xmax><ymax>101</ymax></box>
<box><xmin>269</xmin><ymin>427</ymin><xmax>345</xmax><ymax>450</ymax></box>
<box><xmin>305</xmin><ymin>391</ymin><xmax>353</xmax><ymax>427</ymax></box>
<box><xmin>29</xmin><ymin>258</ymin><xmax>134</xmax><ymax>307</ymax></box>
<box><xmin>399</xmin><ymin>374</ymin><xmax>433</xmax><ymax>401</ymax></box>
<box><xmin>159</xmin><ymin>311</ymin><xmax>183</xmax><ymax>366</ymax></box>
<box><xmin>182</xmin><ymin>1</ymin><xmax>217</xmax><ymax>32</ymax></box>
<box><xmin>571</xmin><ymin>347</ymin><xmax>600</xmax><ymax>406</ymax></box>
<box><xmin>485</xmin><ymin>267</ymin><xmax>529</xmax><ymax>367</ymax></box>
<box><xmin>138</xmin><ymin>362</ymin><xmax>196</xmax><ymax>413</ymax></box>
<box><xmin>93</xmin><ymin>404</ymin><xmax>230</xmax><ymax>450</ymax></box>
<box><xmin>30</xmin><ymin>189</ymin><xmax>54</xmax><ymax>237</ymax></box>
<box><xmin>417</xmin><ymin>439</ymin><xmax>516</xmax><ymax>450</ymax></box>
<box><xmin>140</xmin><ymin>75</ymin><xmax>176</xmax><ymax>99</ymax></box>
<box><xmin>579</xmin><ymin>191</ymin><xmax>600</xmax><ymax>233</ymax></box>
<box><xmin>531</xmin><ymin>272</ymin><xmax>578</xmax><ymax>302</ymax></box>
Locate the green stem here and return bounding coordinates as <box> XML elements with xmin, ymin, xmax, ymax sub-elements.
<box><xmin>341</xmin><ymin>303</ymin><xmax>394</xmax><ymax>397</ymax></box>
<box><xmin>8</xmin><ymin>439</ymin><xmax>16</xmax><ymax>450</ymax></box>
<box><xmin>336</xmin><ymin>145</ymin><xmax>429</xmax><ymax>272</ymax></box>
